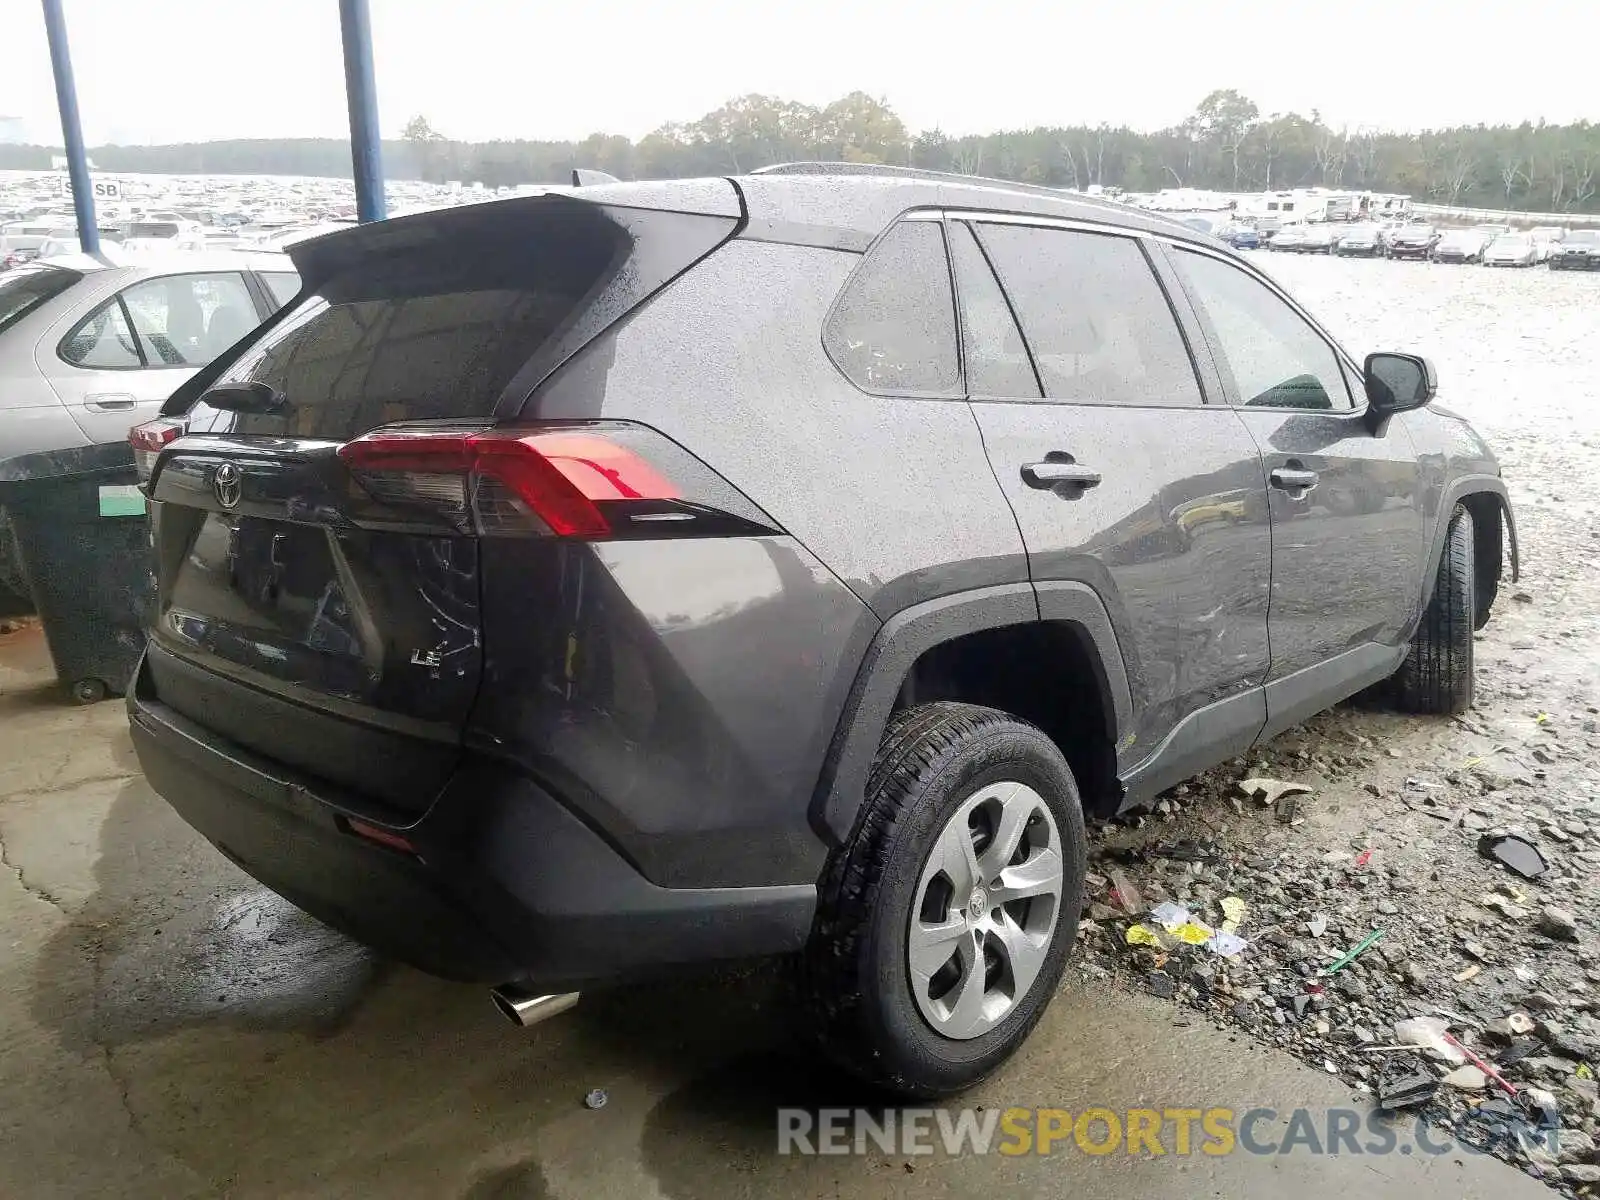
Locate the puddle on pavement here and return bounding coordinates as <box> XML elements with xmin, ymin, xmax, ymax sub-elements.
<box><xmin>30</xmin><ymin>779</ymin><xmax>384</xmax><ymax>1052</ymax></box>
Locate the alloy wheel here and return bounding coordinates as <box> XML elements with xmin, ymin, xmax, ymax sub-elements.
<box><xmin>907</xmin><ymin>782</ymin><xmax>1065</xmax><ymax>1040</ymax></box>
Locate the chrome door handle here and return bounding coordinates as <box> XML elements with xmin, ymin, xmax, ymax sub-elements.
<box><xmin>1270</xmin><ymin>467</ymin><xmax>1319</xmax><ymax>491</ymax></box>
<box><xmin>84</xmin><ymin>394</ymin><xmax>136</xmax><ymax>412</ymax></box>
<box><xmin>1022</xmin><ymin>461</ymin><xmax>1102</xmax><ymax>489</ymax></box>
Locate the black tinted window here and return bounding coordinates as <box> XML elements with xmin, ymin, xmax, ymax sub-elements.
<box><xmin>949</xmin><ymin>222</ymin><xmax>1039</xmax><ymax>397</ymax></box>
<box><xmin>188</xmin><ymin>200</ymin><xmax>729</xmax><ymax>440</ymax></box>
<box><xmin>1172</xmin><ymin>249</ymin><xmax>1351</xmax><ymax>411</ymax></box>
<box><xmin>824</xmin><ymin>220</ymin><xmax>959</xmax><ymax>396</ymax></box>
<box><xmin>975</xmin><ymin>224</ymin><xmax>1201</xmax><ymax>407</ymax></box>
<box><xmin>0</xmin><ymin>265</ymin><xmax>80</xmax><ymax>337</ymax></box>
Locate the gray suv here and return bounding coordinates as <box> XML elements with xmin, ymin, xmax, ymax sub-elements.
<box><xmin>126</xmin><ymin>165</ymin><xmax>1517</xmax><ymax>1098</ymax></box>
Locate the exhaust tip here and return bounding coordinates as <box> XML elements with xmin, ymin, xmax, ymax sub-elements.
<box><xmin>491</xmin><ymin>986</ymin><xmax>580</xmax><ymax>1028</ymax></box>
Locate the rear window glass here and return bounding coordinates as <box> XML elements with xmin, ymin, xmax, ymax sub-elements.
<box><xmin>0</xmin><ymin>265</ymin><xmax>81</xmax><ymax>337</ymax></box>
<box><xmin>190</xmin><ymin>199</ymin><xmax>730</xmax><ymax>440</ymax></box>
<box><xmin>823</xmin><ymin>220</ymin><xmax>960</xmax><ymax>397</ymax></box>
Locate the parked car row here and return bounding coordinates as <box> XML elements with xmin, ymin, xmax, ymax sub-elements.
<box><xmin>1254</xmin><ymin>219</ymin><xmax>1590</xmax><ymax>268</ymax></box>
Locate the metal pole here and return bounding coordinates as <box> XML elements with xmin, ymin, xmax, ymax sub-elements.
<box><xmin>338</xmin><ymin>0</ymin><xmax>386</xmax><ymax>222</ymax></box>
<box><xmin>39</xmin><ymin>0</ymin><xmax>99</xmax><ymax>255</ymax></box>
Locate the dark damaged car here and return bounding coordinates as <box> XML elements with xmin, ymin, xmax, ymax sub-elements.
<box><xmin>1548</xmin><ymin>228</ymin><xmax>1600</xmax><ymax>270</ymax></box>
<box><xmin>126</xmin><ymin>165</ymin><xmax>1519</xmax><ymax>1098</ymax></box>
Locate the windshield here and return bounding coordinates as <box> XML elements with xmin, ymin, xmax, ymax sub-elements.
<box><xmin>1566</xmin><ymin>230</ymin><xmax>1600</xmax><ymax>245</ymax></box>
<box><xmin>0</xmin><ymin>265</ymin><xmax>82</xmax><ymax>337</ymax></box>
<box><xmin>127</xmin><ymin>222</ymin><xmax>180</xmax><ymax>239</ymax></box>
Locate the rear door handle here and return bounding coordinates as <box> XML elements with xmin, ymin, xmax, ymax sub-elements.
<box><xmin>84</xmin><ymin>394</ymin><xmax>136</xmax><ymax>412</ymax></box>
<box><xmin>1270</xmin><ymin>467</ymin><xmax>1319</xmax><ymax>491</ymax></box>
<box><xmin>1022</xmin><ymin>461</ymin><xmax>1102</xmax><ymax>490</ymax></box>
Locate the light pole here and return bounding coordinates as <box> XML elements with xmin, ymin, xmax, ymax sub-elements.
<box><xmin>338</xmin><ymin>0</ymin><xmax>386</xmax><ymax>222</ymax></box>
<box><xmin>39</xmin><ymin>0</ymin><xmax>99</xmax><ymax>254</ymax></box>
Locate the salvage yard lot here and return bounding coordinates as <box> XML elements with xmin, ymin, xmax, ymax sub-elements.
<box><xmin>1</xmin><ymin>252</ymin><xmax>1596</xmax><ymax>1199</ymax></box>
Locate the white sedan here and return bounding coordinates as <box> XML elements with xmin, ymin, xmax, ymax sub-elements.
<box><xmin>0</xmin><ymin>249</ymin><xmax>299</xmax><ymax>461</ymax></box>
<box><xmin>0</xmin><ymin>250</ymin><xmax>300</xmax><ymax>601</ymax></box>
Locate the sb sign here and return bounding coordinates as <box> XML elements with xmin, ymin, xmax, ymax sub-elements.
<box><xmin>60</xmin><ymin>177</ymin><xmax>123</xmax><ymax>202</ymax></box>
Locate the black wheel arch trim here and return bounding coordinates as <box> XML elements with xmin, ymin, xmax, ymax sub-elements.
<box><xmin>1421</xmin><ymin>475</ymin><xmax>1519</xmax><ymax>613</ymax></box>
<box><xmin>808</xmin><ymin>581</ymin><xmax>1133</xmax><ymax>844</ymax></box>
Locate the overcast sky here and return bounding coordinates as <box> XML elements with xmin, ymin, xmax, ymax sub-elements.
<box><xmin>2</xmin><ymin>0</ymin><xmax>1590</xmax><ymax>145</ymax></box>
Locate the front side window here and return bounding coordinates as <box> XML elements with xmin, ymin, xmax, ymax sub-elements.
<box><xmin>118</xmin><ymin>272</ymin><xmax>257</xmax><ymax>366</ymax></box>
<box><xmin>1171</xmin><ymin>248</ymin><xmax>1352</xmax><ymax>411</ymax></box>
<box><xmin>823</xmin><ymin>219</ymin><xmax>960</xmax><ymax>396</ymax></box>
<box><xmin>975</xmin><ymin>223</ymin><xmax>1202</xmax><ymax>407</ymax></box>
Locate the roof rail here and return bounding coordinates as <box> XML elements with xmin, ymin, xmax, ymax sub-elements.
<box><xmin>749</xmin><ymin>161</ymin><xmax>1128</xmax><ymax>212</ymax></box>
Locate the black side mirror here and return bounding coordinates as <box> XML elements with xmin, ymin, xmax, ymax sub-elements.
<box><xmin>198</xmin><ymin>381</ymin><xmax>283</xmax><ymax>414</ymax></box>
<box><xmin>1363</xmin><ymin>352</ymin><xmax>1436</xmax><ymax>429</ymax></box>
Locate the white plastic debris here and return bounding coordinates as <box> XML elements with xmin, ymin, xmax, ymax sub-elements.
<box><xmin>1392</xmin><ymin>1016</ymin><xmax>1468</xmax><ymax>1066</ymax></box>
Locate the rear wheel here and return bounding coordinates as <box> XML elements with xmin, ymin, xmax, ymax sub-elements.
<box><xmin>800</xmin><ymin>702</ymin><xmax>1086</xmax><ymax>1097</ymax></box>
<box><xmin>1390</xmin><ymin>505</ymin><xmax>1475</xmax><ymax>714</ymax></box>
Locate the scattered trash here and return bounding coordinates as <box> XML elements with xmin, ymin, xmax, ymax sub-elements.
<box><xmin>1393</xmin><ymin>1016</ymin><xmax>1468</xmax><ymax>1066</ymax></box>
<box><xmin>1352</xmin><ymin>849</ymin><xmax>1374</xmax><ymax>870</ymax></box>
<box><xmin>1238</xmin><ymin>777</ymin><xmax>1313</xmax><ymax>808</ymax></box>
<box><xmin>584</xmin><ymin>1089</ymin><xmax>609</xmax><ymax>1110</ymax></box>
<box><xmin>1476</xmin><ymin>833</ymin><xmax>1548</xmax><ymax>880</ymax></box>
<box><xmin>1220</xmin><ymin>896</ymin><xmax>1247</xmax><ymax>933</ymax></box>
<box><xmin>1275</xmin><ymin>793</ymin><xmax>1299</xmax><ymax>823</ymax></box>
<box><xmin>1307</xmin><ymin>913</ymin><xmax>1328</xmax><ymax>938</ymax></box>
<box><xmin>1441</xmin><ymin>1065</ymin><xmax>1489</xmax><ymax>1090</ymax></box>
<box><xmin>1323</xmin><ymin>928</ymin><xmax>1386</xmax><ymax>976</ymax></box>
<box><xmin>1107</xmin><ymin>868</ymin><xmax>1145</xmax><ymax>916</ymax></box>
<box><xmin>1378</xmin><ymin>1071</ymin><xmax>1439</xmax><ymax>1110</ymax></box>
<box><xmin>1524</xmin><ymin>1086</ymin><xmax>1561</xmax><ymax>1128</ymax></box>
<box><xmin>1206</xmin><ymin>930</ymin><xmax>1248</xmax><ymax>958</ymax></box>
<box><xmin>1150</xmin><ymin>901</ymin><xmax>1190</xmax><ymax>930</ymax></box>
<box><xmin>1442</xmin><ymin>1032</ymin><xmax>1520</xmax><ymax>1097</ymax></box>
<box><xmin>1125</xmin><ymin>924</ymin><xmax>1165</xmax><ymax>948</ymax></box>
<box><xmin>1454</xmin><ymin>964</ymin><xmax>1482</xmax><ymax>983</ymax></box>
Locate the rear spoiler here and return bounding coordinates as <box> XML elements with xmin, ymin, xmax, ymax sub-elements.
<box><xmin>161</xmin><ymin>182</ymin><xmax>746</xmax><ymax>420</ymax></box>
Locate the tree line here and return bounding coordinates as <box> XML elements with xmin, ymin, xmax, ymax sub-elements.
<box><xmin>3</xmin><ymin>90</ymin><xmax>1597</xmax><ymax>213</ymax></box>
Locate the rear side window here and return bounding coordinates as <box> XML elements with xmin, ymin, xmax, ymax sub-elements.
<box><xmin>189</xmin><ymin>198</ymin><xmax>734</xmax><ymax>440</ymax></box>
<box><xmin>823</xmin><ymin>220</ymin><xmax>960</xmax><ymax>397</ymax></box>
<box><xmin>975</xmin><ymin>224</ymin><xmax>1202</xmax><ymax>407</ymax></box>
<box><xmin>948</xmin><ymin>222</ymin><xmax>1039</xmax><ymax>397</ymax></box>
<box><xmin>60</xmin><ymin>299</ymin><xmax>141</xmax><ymax>368</ymax></box>
<box><xmin>0</xmin><ymin>265</ymin><xmax>81</xmax><ymax>337</ymax></box>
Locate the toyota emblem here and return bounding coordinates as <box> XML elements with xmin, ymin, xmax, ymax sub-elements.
<box><xmin>213</xmin><ymin>462</ymin><xmax>243</xmax><ymax>510</ymax></box>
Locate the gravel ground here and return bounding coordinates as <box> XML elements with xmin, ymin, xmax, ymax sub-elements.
<box><xmin>1077</xmin><ymin>255</ymin><xmax>1600</xmax><ymax>1191</ymax></box>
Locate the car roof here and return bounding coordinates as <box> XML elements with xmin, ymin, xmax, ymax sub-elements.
<box><xmin>309</xmin><ymin>165</ymin><xmax>1226</xmax><ymax>263</ymax></box>
<box><xmin>733</xmin><ymin>163</ymin><xmax>1221</xmax><ymax>250</ymax></box>
<box><xmin>33</xmin><ymin>248</ymin><xmax>297</xmax><ymax>275</ymax></box>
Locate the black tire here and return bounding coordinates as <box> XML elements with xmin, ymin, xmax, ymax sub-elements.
<box><xmin>1390</xmin><ymin>505</ymin><xmax>1475</xmax><ymax>714</ymax></box>
<box><xmin>800</xmin><ymin>702</ymin><xmax>1087</xmax><ymax>1098</ymax></box>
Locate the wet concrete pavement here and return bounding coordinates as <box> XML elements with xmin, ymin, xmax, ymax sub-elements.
<box><xmin>0</xmin><ymin>639</ymin><xmax>1552</xmax><ymax>1198</ymax></box>
<box><xmin>4</xmin><ymin>254</ymin><xmax>1595</xmax><ymax>1198</ymax></box>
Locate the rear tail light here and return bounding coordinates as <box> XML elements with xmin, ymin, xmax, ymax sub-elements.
<box><xmin>129</xmin><ymin>417</ymin><xmax>185</xmax><ymax>483</ymax></box>
<box><xmin>336</xmin><ymin>421</ymin><xmax>775</xmax><ymax>540</ymax></box>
